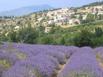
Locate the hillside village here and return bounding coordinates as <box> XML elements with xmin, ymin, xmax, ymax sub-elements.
<box><xmin>1</xmin><ymin>1</ymin><xmax>103</xmax><ymax>77</ymax></box>
<box><xmin>0</xmin><ymin>3</ymin><xmax>103</xmax><ymax>33</ymax></box>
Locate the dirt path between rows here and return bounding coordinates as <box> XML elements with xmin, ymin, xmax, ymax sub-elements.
<box><xmin>58</xmin><ymin>64</ymin><xmax>66</xmax><ymax>74</ymax></box>
<box><xmin>56</xmin><ymin>59</ymin><xmax>69</xmax><ymax>77</ymax></box>
<box><xmin>97</xmin><ymin>59</ymin><xmax>103</xmax><ymax>68</ymax></box>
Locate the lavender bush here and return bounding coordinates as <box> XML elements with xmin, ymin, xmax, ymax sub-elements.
<box><xmin>58</xmin><ymin>48</ymin><xmax>103</xmax><ymax>77</ymax></box>
<box><xmin>0</xmin><ymin>43</ymin><xmax>103</xmax><ymax>77</ymax></box>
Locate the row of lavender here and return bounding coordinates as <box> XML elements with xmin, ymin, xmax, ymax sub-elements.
<box><xmin>58</xmin><ymin>47</ymin><xmax>103</xmax><ymax>77</ymax></box>
<box><xmin>0</xmin><ymin>43</ymin><xmax>103</xmax><ymax>77</ymax></box>
<box><xmin>0</xmin><ymin>43</ymin><xmax>78</xmax><ymax>77</ymax></box>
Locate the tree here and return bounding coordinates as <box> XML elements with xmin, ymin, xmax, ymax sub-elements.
<box><xmin>98</xmin><ymin>14</ymin><xmax>103</xmax><ymax>20</ymax></box>
<box><xmin>73</xmin><ymin>29</ymin><xmax>93</xmax><ymax>47</ymax></box>
<box><xmin>60</xmin><ymin>37</ymin><xmax>65</xmax><ymax>45</ymax></box>
<box><xmin>95</xmin><ymin>27</ymin><xmax>103</xmax><ymax>37</ymax></box>
<box><xmin>16</xmin><ymin>25</ymin><xmax>39</xmax><ymax>43</ymax></box>
<box><xmin>79</xmin><ymin>14</ymin><xmax>83</xmax><ymax>21</ymax></box>
<box><xmin>86</xmin><ymin>13</ymin><xmax>95</xmax><ymax>22</ymax></box>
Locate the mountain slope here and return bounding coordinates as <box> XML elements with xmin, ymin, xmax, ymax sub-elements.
<box><xmin>0</xmin><ymin>5</ymin><xmax>53</xmax><ymax>16</ymax></box>
<box><xmin>82</xmin><ymin>1</ymin><xmax>103</xmax><ymax>7</ymax></box>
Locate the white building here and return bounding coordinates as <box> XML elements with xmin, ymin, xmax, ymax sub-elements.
<box><xmin>69</xmin><ymin>19</ymin><xmax>81</xmax><ymax>25</ymax></box>
<box><xmin>45</xmin><ymin>27</ymin><xmax>52</xmax><ymax>33</ymax></box>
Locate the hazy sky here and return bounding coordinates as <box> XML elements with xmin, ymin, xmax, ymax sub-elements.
<box><xmin>0</xmin><ymin>0</ymin><xmax>98</xmax><ymax>12</ymax></box>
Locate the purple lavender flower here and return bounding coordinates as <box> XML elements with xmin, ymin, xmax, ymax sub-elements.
<box><xmin>58</xmin><ymin>48</ymin><xmax>103</xmax><ymax>77</ymax></box>
<box><xmin>2</xmin><ymin>65</ymin><xmax>38</xmax><ymax>77</ymax></box>
<box><xmin>14</xmin><ymin>54</ymin><xmax>60</xmax><ymax>77</ymax></box>
<box><xmin>94</xmin><ymin>47</ymin><xmax>103</xmax><ymax>64</ymax></box>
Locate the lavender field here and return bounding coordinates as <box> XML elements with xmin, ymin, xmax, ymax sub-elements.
<box><xmin>0</xmin><ymin>43</ymin><xmax>103</xmax><ymax>77</ymax></box>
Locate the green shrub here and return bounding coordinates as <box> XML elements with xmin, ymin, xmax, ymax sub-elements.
<box><xmin>95</xmin><ymin>27</ymin><xmax>103</xmax><ymax>37</ymax></box>
<box><xmin>73</xmin><ymin>29</ymin><xmax>94</xmax><ymax>47</ymax></box>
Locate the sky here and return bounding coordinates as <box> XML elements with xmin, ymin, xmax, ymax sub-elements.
<box><xmin>0</xmin><ymin>0</ymin><xmax>98</xmax><ymax>12</ymax></box>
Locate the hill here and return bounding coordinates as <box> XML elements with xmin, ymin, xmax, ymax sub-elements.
<box><xmin>82</xmin><ymin>1</ymin><xmax>103</xmax><ymax>7</ymax></box>
<box><xmin>0</xmin><ymin>5</ymin><xmax>53</xmax><ymax>16</ymax></box>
